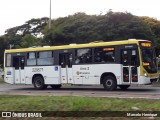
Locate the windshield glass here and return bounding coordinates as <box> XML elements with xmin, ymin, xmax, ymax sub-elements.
<box><xmin>141</xmin><ymin>48</ymin><xmax>157</xmax><ymax>73</ymax></box>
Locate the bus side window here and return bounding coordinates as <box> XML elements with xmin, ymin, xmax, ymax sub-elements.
<box><xmin>27</xmin><ymin>52</ymin><xmax>36</xmax><ymax>66</ymax></box>
<box><xmin>94</xmin><ymin>48</ymin><xmax>103</xmax><ymax>62</ymax></box>
<box><xmin>94</xmin><ymin>47</ymin><xmax>115</xmax><ymax>63</ymax></box>
<box><xmin>75</xmin><ymin>49</ymin><xmax>92</xmax><ymax>64</ymax></box>
<box><xmin>37</xmin><ymin>51</ymin><xmax>54</xmax><ymax>65</ymax></box>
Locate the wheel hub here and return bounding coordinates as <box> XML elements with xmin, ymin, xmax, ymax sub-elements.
<box><xmin>35</xmin><ymin>79</ymin><xmax>42</xmax><ymax>87</ymax></box>
<box><xmin>106</xmin><ymin>79</ymin><xmax>112</xmax><ymax>86</ymax></box>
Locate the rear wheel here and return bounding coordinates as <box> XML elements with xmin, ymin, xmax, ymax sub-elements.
<box><xmin>102</xmin><ymin>75</ymin><xmax>117</xmax><ymax>91</ymax></box>
<box><xmin>119</xmin><ymin>85</ymin><xmax>130</xmax><ymax>90</ymax></box>
<box><xmin>33</xmin><ymin>76</ymin><xmax>47</xmax><ymax>90</ymax></box>
<box><xmin>51</xmin><ymin>85</ymin><xmax>62</xmax><ymax>89</ymax></box>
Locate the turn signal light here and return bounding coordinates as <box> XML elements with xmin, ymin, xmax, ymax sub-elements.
<box><xmin>143</xmin><ymin>62</ymin><xmax>150</xmax><ymax>66</ymax></box>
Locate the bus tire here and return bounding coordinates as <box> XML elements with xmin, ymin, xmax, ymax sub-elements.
<box><xmin>33</xmin><ymin>76</ymin><xmax>46</xmax><ymax>90</ymax></box>
<box><xmin>51</xmin><ymin>85</ymin><xmax>61</xmax><ymax>89</ymax></box>
<box><xmin>102</xmin><ymin>75</ymin><xmax>117</xmax><ymax>91</ymax></box>
<box><xmin>119</xmin><ymin>85</ymin><xmax>130</xmax><ymax>90</ymax></box>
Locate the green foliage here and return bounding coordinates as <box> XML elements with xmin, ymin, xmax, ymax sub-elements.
<box><xmin>5</xmin><ymin>17</ymin><xmax>49</xmax><ymax>37</ymax></box>
<box><xmin>0</xmin><ymin>36</ymin><xmax>9</xmax><ymax>66</ymax></box>
<box><xmin>43</xmin><ymin>11</ymin><xmax>155</xmax><ymax>46</ymax></box>
<box><xmin>0</xmin><ymin>95</ymin><xmax>160</xmax><ymax>111</ymax></box>
<box><xmin>15</xmin><ymin>34</ymin><xmax>43</xmax><ymax>48</ymax></box>
<box><xmin>140</xmin><ymin>16</ymin><xmax>160</xmax><ymax>55</ymax></box>
<box><xmin>43</xmin><ymin>13</ymin><xmax>99</xmax><ymax>45</ymax></box>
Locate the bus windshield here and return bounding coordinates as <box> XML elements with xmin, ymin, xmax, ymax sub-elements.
<box><xmin>141</xmin><ymin>48</ymin><xmax>157</xmax><ymax>73</ymax></box>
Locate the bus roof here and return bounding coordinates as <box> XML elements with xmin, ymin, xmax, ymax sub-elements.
<box><xmin>5</xmin><ymin>39</ymin><xmax>150</xmax><ymax>53</ymax></box>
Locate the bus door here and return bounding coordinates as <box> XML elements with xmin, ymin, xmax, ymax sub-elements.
<box><xmin>121</xmin><ymin>49</ymin><xmax>138</xmax><ymax>84</ymax></box>
<box><xmin>59</xmin><ymin>53</ymin><xmax>73</xmax><ymax>84</ymax></box>
<box><xmin>13</xmin><ymin>56</ymin><xmax>25</xmax><ymax>84</ymax></box>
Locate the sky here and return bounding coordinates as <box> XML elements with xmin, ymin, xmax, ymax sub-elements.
<box><xmin>0</xmin><ymin>0</ymin><xmax>160</xmax><ymax>36</ymax></box>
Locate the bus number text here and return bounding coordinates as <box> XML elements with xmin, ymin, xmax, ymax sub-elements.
<box><xmin>32</xmin><ymin>68</ymin><xmax>43</xmax><ymax>72</ymax></box>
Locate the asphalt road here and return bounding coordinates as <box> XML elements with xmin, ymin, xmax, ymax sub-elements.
<box><xmin>0</xmin><ymin>84</ymin><xmax>160</xmax><ymax>99</ymax></box>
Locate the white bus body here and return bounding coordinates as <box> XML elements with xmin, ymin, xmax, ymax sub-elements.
<box><xmin>4</xmin><ymin>39</ymin><xmax>158</xmax><ymax>90</ymax></box>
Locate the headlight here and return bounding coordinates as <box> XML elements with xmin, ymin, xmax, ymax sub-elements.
<box><xmin>144</xmin><ymin>72</ymin><xmax>148</xmax><ymax>77</ymax></box>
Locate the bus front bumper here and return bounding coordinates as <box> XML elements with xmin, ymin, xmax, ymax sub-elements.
<box><xmin>139</xmin><ymin>76</ymin><xmax>158</xmax><ymax>85</ymax></box>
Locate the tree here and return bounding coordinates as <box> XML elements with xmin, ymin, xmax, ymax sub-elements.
<box><xmin>140</xmin><ymin>16</ymin><xmax>160</xmax><ymax>56</ymax></box>
<box><xmin>5</xmin><ymin>17</ymin><xmax>49</xmax><ymax>37</ymax></box>
<box><xmin>94</xmin><ymin>11</ymin><xmax>154</xmax><ymax>41</ymax></box>
<box><xmin>15</xmin><ymin>34</ymin><xmax>43</xmax><ymax>48</ymax></box>
<box><xmin>43</xmin><ymin>11</ymin><xmax>154</xmax><ymax>46</ymax></box>
<box><xmin>0</xmin><ymin>36</ymin><xmax>10</xmax><ymax>66</ymax></box>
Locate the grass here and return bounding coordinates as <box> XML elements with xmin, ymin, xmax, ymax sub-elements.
<box><xmin>0</xmin><ymin>95</ymin><xmax>160</xmax><ymax>119</ymax></box>
<box><xmin>0</xmin><ymin>95</ymin><xmax>160</xmax><ymax>111</ymax></box>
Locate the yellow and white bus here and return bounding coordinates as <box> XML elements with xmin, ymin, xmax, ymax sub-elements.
<box><xmin>4</xmin><ymin>39</ymin><xmax>159</xmax><ymax>90</ymax></box>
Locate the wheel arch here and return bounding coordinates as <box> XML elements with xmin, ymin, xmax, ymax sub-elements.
<box><xmin>100</xmin><ymin>72</ymin><xmax>117</xmax><ymax>84</ymax></box>
<box><xmin>32</xmin><ymin>74</ymin><xmax>44</xmax><ymax>84</ymax></box>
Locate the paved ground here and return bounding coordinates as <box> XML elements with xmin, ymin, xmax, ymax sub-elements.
<box><xmin>0</xmin><ymin>83</ymin><xmax>160</xmax><ymax>99</ymax></box>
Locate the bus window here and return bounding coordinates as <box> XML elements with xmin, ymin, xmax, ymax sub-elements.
<box><xmin>27</xmin><ymin>52</ymin><xmax>36</xmax><ymax>66</ymax></box>
<box><xmin>37</xmin><ymin>51</ymin><xmax>54</xmax><ymax>65</ymax></box>
<box><xmin>75</xmin><ymin>49</ymin><xmax>92</xmax><ymax>64</ymax></box>
<box><xmin>59</xmin><ymin>53</ymin><xmax>72</xmax><ymax>68</ymax></box>
<box><xmin>141</xmin><ymin>48</ymin><xmax>157</xmax><ymax>73</ymax></box>
<box><xmin>6</xmin><ymin>54</ymin><xmax>11</xmax><ymax>67</ymax></box>
<box><xmin>94</xmin><ymin>47</ymin><xmax>115</xmax><ymax>63</ymax></box>
<box><xmin>121</xmin><ymin>50</ymin><xmax>139</xmax><ymax>66</ymax></box>
<box><xmin>13</xmin><ymin>57</ymin><xmax>19</xmax><ymax>69</ymax></box>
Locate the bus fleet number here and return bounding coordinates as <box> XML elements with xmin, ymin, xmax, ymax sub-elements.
<box><xmin>32</xmin><ymin>68</ymin><xmax>43</xmax><ymax>72</ymax></box>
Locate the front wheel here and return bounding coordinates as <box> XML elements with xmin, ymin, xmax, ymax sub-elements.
<box><xmin>119</xmin><ymin>85</ymin><xmax>130</xmax><ymax>90</ymax></box>
<box><xmin>33</xmin><ymin>76</ymin><xmax>47</xmax><ymax>90</ymax></box>
<box><xmin>102</xmin><ymin>75</ymin><xmax>117</xmax><ymax>91</ymax></box>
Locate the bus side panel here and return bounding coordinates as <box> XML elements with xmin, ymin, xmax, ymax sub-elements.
<box><xmin>25</xmin><ymin>66</ymin><xmax>60</xmax><ymax>85</ymax></box>
<box><xmin>72</xmin><ymin>64</ymin><xmax>122</xmax><ymax>85</ymax></box>
<box><xmin>5</xmin><ymin>67</ymin><xmax>14</xmax><ymax>84</ymax></box>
